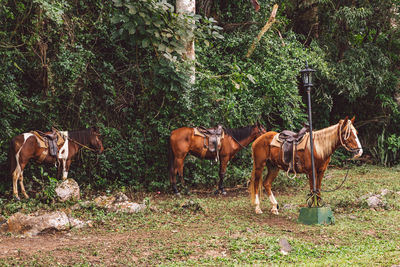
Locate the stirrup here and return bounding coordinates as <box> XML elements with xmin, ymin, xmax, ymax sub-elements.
<box><xmin>285</xmin><ymin>164</ymin><xmax>297</xmax><ymax>180</ymax></box>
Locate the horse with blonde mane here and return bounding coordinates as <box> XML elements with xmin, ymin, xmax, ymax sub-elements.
<box><xmin>249</xmin><ymin>117</ymin><xmax>363</xmax><ymax>215</ymax></box>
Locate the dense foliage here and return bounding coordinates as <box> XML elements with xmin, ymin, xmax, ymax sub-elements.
<box><xmin>0</xmin><ymin>0</ymin><xmax>399</xmax><ymax>195</ymax></box>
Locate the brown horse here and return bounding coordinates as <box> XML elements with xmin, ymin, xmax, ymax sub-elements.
<box><xmin>9</xmin><ymin>127</ymin><xmax>104</xmax><ymax>200</ymax></box>
<box><xmin>168</xmin><ymin>122</ymin><xmax>266</xmax><ymax>194</ymax></box>
<box><xmin>249</xmin><ymin>117</ymin><xmax>363</xmax><ymax>214</ymax></box>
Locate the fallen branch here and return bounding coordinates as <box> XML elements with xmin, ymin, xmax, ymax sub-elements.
<box><xmin>246</xmin><ymin>4</ymin><xmax>279</xmax><ymax>58</ymax></box>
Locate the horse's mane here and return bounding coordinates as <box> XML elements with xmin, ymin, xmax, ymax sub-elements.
<box><xmin>68</xmin><ymin>128</ymin><xmax>93</xmax><ymax>145</ymax></box>
<box><xmin>307</xmin><ymin>123</ymin><xmax>339</xmax><ymax>159</ymax></box>
<box><xmin>224</xmin><ymin>125</ymin><xmax>254</xmax><ymax>142</ymax></box>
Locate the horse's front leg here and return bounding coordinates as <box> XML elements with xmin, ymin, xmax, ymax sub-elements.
<box><xmin>215</xmin><ymin>157</ymin><xmax>228</xmax><ymax>195</ymax></box>
<box><xmin>63</xmin><ymin>159</ymin><xmax>72</xmax><ymax>180</ymax></box>
<box><xmin>56</xmin><ymin>161</ymin><xmax>63</xmax><ymax>180</ymax></box>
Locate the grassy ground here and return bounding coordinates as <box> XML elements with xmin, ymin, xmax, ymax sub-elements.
<box><xmin>1</xmin><ymin>165</ymin><xmax>400</xmax><ymax>266</ymax></box>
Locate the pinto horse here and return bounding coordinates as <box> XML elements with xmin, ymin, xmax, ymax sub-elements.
<box><xmin>249</xmin><ymin>117</ymin><xmax>363</xmax><ymax>215</ymax></box>
<box><xmin>168</xmin><ymin>122</ymin><xmax>266</xmax><ymax>194</ymax></box>
<box><xmin>9</xmin><ymin>127</ymin><xmax>104</xmax><ymax>200</ymax></box>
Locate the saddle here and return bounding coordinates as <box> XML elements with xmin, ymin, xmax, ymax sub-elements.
<box><xmin>194</xmin><ymin>125</ymin><xmax>224</xmax><ymax>161</ymax></box>
<box><xmin>31</xmin><ymin>128</ymin><xmax>65</xmax><ymax>162</ymax></box>
<box><xmin>277</xmin><ymin>122</ymin><xmax>310</xmax><ymax>172</ymax></box>
<box><xmin>43</xmin><ymin>129</ymin><xmax>59</xmax><ymax>157</ymax></box>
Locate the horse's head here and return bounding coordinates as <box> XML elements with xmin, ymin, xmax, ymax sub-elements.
<box><xmin>253</xmin><ymin>121</ymin><xmax>267</xmax><ymax>137</ymax></box>
<box><xmin>339</xmin><ymin>116</ymin><xmax>363</xmax><ymax>158</ymax></box>
<box><xmin>89</xmin><ymin>126</ymin><xmax>104</xmax><ymax>154</ymax></box>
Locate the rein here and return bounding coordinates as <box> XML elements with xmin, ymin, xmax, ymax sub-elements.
<box><xmin>51</xmin><ymin>127</ymin><xmax>98</xmax><ymax>152</ymax></box>
<box><xmin>229</xmin><ymin>133</ymin><xmax>246</xmax><ymax>148</ymax></box>
<box><xmin>321</xmin><ymin>160</ymin><xmax>351</xmax><ymax>192</ymax></box>
<box><xmin>224</xmin><ymin>126</ymin><xmax>261</xmax><ymax>149</ymax></box>
<box><xmin>68</xmin><ymin>137</ymin><xmax>96</xmax><ymax>152</ymax></box>
<box><xmin>322</xmin><ymin>123</ymin><xmax>357</xmax><ymax>193</ymax></box>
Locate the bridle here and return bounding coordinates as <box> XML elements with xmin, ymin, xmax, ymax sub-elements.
<box><xmin>338</xmin><ymin>120</ymin><xmax>360</xmax><ymax>153</ymax></box>
<box><xmin>228</xmin><ymin>124</ymin><xmax>265</xmax><ymax>149</ymax></box>
<box><xmin>66</xmin><ymin>132</ymin><xmax>103</xmax><ymax>153</ymax></box>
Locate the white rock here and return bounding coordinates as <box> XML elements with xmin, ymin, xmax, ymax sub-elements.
<box><xmin>108</xmin><ymin>202</ymin><xmax>146</xmax><ymax>214</ymax></box>
<box><xmin>0</xmin><ymin>211</ymin><xmax>89</xmax><ymax>236</ymax></box>
<box><xmin>380</xmin><ymin>189</ymin><xmax>392</xmax><ymax>196</ymax></box>
<box><xmin>55</xmin><ymin>178</ymin><xmax>80</xmax><ymax>202</ymax></box>
<box><xmin>279</xmin><ymin>238</ymin><xmax>292</xmax><ymax>255</ymax></box>
<box><xmin>366</xmin><ymin>195</ymin><xmax>384</xmax><ymax>208</ymax></box>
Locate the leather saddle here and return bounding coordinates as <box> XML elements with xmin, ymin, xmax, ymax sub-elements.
<box><xmin>38</xmin><ymin>128</ymin><xmax>59</xmax><ymax>157</ymax></box>
<box><xmin>278</xmin><ymin>122</ymin><xmax>309</xmax><ymax>172</ymax></box>
<box><xmin>195</xmin><ymin>125</ymin><xmax>224</xmax><ymax>161</ymax></box>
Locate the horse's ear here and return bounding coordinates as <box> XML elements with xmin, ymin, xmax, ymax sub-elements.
<box><xmin>351</xmin><ymin>116</ymin><xmax>355</xmax><ymax>123</ymax></box>
<box><xmin>343</xmin><ymin>116</ymin><xmax>349</xmax><ymax>123</ymax></box>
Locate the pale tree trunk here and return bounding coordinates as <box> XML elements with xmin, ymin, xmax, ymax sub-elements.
<box><xmin>176</xmin><ymin>0</ymin><xmax>196</xmax><ymax>84</ymax></box>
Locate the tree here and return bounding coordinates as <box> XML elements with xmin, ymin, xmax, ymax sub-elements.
<box><xmin>176</xmin><ymin>0</ymin><xmax>196</xmax><ymax>83</ymax></box>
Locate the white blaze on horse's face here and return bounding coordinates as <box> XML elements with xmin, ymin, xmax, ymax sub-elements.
<box><xmin>351</xmin><ymin>126</ymin><xmax>363</xmax><ymax>158</ymax></box>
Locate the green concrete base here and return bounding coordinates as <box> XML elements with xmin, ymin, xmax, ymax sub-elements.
<box><xmin>298</xmin><ymin>207</ymin><xmax>335</xmax><ymax>225</ymax></box>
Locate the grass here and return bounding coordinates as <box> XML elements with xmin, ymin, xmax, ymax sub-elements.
<box><xmin>1</xmin><ymin>165</ymin><xmax>400</xmax><ymax>266</ymax></box>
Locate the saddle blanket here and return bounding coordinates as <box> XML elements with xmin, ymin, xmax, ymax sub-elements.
<box><xmin>193</xmin><ymin>128</ymin><xmax>225</xmax><ymax>139</ymax></box>
<box><xmin>194</xmin><ymin>128</ymin><xmax>206</xmax><ymax>137</ymax></box>
<box><xmin>270</xmin><ymin>132</ymin><xmax>309</xmax><ymax>151</ymax></box>
<box><xmin>31</xmin><ymin>131</ymin><xmax>65</xmax><ymax>149</ymax></box>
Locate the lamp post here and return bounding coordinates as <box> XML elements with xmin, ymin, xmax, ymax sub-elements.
<box><xmin>300</xmin><ymin>62</ymin><xmax>317</xmax><ymax>207</ymax></box>
<box><xmin>297</xmin><ymin>63</ymin><xmax>334</xmax><ymax>225</ymax></box>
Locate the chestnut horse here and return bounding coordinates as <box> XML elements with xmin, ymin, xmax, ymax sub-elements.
<box><xmin>249</xmin><ymin>117</ymin><xmax>363</xmax><ymax>215</ymax></box>
<box><xmin>168</xmin><ymin>122</ymin><xmax>266</xmax><ymax>194</ymax></box>
<box><xmin>9</xmin><ymin>127</ymin><xmax>104</xmax><ymax>200</ymax></box>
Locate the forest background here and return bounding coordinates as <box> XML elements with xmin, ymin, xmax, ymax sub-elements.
<box><xmin>0</xmin><ymin>0</ymin><xmax>399</xmax><ymax>194</ymax></box>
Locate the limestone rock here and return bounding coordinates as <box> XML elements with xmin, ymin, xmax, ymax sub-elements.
<box><xmin>380</xmin><ymin>189</ymin><xmax>392</xmax><ymax>196</ymax></box>
<box><xmin>279</xmin><ymin>238</ymin><xmax>292</xmax><ymax>255</ymax></box>
<box><xmin>55</xmin><ymin>178</ymin><xmax>80</xmax><ymax>202</ymax></box>
<box><xmin>282</xmin><ymin>204</ymin><xmax>297</xmax><ymax>211</ymax></box>
<box><xmin>94</xmin><ymin>195</ymin><xmax>116</xmax><ymax>208</ymax></box>
<box><xmin>366</xmin><ymin>195</ymin><xmax>384</xmax><ymax>209</ymax></box>
<box><xmin>0</xmin><ymin>211</ymin><xmax>89</xmax><ymax>236</ymax></box>
<box><xmin>94</xmin><ymin>193</ymin><xmax>146</xmax><ymax>214</ymax></box>
<box><xmin>108</xmin><ymin>202</ymin><xmax>146</xmax><ymax>213</ymax></box>
<box><xmin>114</xmin><ymin>192</ymin><xmax>129</xmax><ymax>203</ymax></box>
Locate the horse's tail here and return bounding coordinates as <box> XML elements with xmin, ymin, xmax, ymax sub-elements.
<box><xmin>167</xmin><ymin>137</ymin><xmax>174</xmax><ymax>178</ymax></box>
<box><xmin>8</xmin><ymin>137</ymin><xmax>18</xmax><ymax>183</ymax></box>
<box><xmin>249</xmin><ymin>144</ymin><xmax>262</xmax><ymax>205</ymax></box>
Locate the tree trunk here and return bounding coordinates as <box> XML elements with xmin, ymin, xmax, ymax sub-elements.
<box><xmin>176</xmin><ymin>0</ymin><xmax>196</xmax><ymax>84</ymax></box>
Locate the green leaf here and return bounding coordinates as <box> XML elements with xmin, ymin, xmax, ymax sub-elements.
<box><xmin>128</xmin><ymin>6</ymin><xmax>137</xmax><ymax>15</ymax></box>
<box><xmin>247</xmin><ymin>74</ymin><xmax>256</xmax><ymax>84</ymax></box>
<box><xmin>142</xmin><ymin>39</ymin><xmax>150</xmax><ymax>48</ymax></box>
<box><xmin>128</xmin><ymin>27</ymin><xmax>136</xmax><ymax>35</ymax></box>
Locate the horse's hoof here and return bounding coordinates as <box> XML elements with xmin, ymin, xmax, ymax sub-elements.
<box><xmin>214</xmin><ymin>189</ymin><xmax>227</xmax><ymax>195</ymax></box>
<box><xmin>255</xmin><ymin>208</ymin><xmax>263</xmax><ymax>214</ymax></box>
<box><xmin>175</xmin><ymin>192</ymin><xmax>181</xmax><ymax>197</ymax></box>
<box><xmin>271</xmin><ymin>208</ymin><xmax>279</xmax><ymax>215</ymax></box>
<box><xmin>13</xmin><ymin>195</ymin><xmax>20</xmax><ymax>201</ymax></box>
